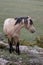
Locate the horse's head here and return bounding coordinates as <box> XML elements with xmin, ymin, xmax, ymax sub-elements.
<box><xmin>24</xmin><ymin>16</ymin><xmax>36</xmax><ymax>33</ymax></box>
<box><xmin>15</xmin><ymin>16</ymin><xmax>36</xmax><ymax>33</ymax></box>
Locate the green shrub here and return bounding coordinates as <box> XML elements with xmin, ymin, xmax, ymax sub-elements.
<box><xmin>20</xmin><ymin>39</ymin><xmax>36</xmax><ymax>46</ymax></box>
<box><xmin>35</xmin><ymin>35</ymin><xmax>43</xmax><ymax>48</ymax></box>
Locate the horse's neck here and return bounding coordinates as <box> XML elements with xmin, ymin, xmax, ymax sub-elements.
<box><xmin>19</xmin><ymin>23</ymin><xmax>24</xmax><ymax>30</ymax></box>
<box><xmin>15</xmin><ymin>23</ymin><xmax>24</xmax><ymax>32</ymax></box>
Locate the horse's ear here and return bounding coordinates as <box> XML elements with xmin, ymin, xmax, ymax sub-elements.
<box><xmin>15</xmin><ymin>18</ymin><xmax>22</xmax><ymax>25</ymax></box>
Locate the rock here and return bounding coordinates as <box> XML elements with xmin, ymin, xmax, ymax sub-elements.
<box><xmin>0</xmin><ymin>41</ymin><xmax>43</xmax><ymax>55</ymax></box>
<box><xmin>19</xmin><ymin>46</ymin><xmax>29</xmax><ymax>53</ymax></box>
<box><xmin>29</xmin><ymin>58</ymin><xmax>42</xmax><ymax>65</ymax></box>
<box><xmin>0</xmin><ymin>58</ymin><xmax>9</xmax><ymax>65</ymax></box>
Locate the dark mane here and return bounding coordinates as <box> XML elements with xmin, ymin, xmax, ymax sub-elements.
<box><xmin>15</xmin><ymin>17</ymin><xmax>28</xmax><ymax>25</ymax></box>
<box><xmin>15</xmin><ymin>17</ymin><xmax>18</xmax><ymax>20</ymax></box>
<box><xmin>30</xmin><ymin>19</ymin><xmax>33</xmax><ymax>25</ymax></box>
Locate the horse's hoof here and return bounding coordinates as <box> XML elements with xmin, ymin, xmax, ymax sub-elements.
<box><xmin>9</xmin><ymin>48</ymin><xmax>12</xmax><ymax>53</ymax></box>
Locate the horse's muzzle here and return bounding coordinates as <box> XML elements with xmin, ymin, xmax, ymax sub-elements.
<box><xmin>31</xmin><ymin>30</ymin><xmax>36</xmax><ymax>33</ymax></box>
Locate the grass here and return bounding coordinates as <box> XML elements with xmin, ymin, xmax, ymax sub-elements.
<box><xmin>0</xmin><ymin>0</ymin><xmax>43</xmax><ymax>41</ymax></box>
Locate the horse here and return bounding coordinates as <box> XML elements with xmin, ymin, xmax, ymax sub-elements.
<box><xmin>3</xmin><ymin>16</ymin><xmax>36</xmax><ymax>55</ymax></box>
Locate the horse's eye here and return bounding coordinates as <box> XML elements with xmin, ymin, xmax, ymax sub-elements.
<box><xmin>30</xmin><ymin>19</ymin><xmax>33</xmax><ymax>25</ymax></box>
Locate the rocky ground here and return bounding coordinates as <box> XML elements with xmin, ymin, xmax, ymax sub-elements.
<box><xmin>0</xmin><ymin>33</ymin><xmax>43</xmax><ymax>65</ymax></box>
<box><xmin>0</xmin><ymin>43</ymin><xmax>43</xmax><ymax>65</ymax></box>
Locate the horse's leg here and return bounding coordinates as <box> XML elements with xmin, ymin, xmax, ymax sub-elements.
<box><xmin>16</xmin><ymin>41</ymin><xmax>20</xmax><ymax>55</ymax></box>
<box><xmin>8</xmin><ymin>37</ymin><xmax>14</xmax><ymax>53</ymax></box>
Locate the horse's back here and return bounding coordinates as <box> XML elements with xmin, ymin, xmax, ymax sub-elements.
<box><xmin>3</xmin><ymin>18</ymin><xmax>16</xmax><ymax>35</ymax></box>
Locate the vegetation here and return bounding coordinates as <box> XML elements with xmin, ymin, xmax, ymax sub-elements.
<box><xmin>35</xmin><ymin>35</ymin><xmax>43</xmax><ymax>48</ymax></box>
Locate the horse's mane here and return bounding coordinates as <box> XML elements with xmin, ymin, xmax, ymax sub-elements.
<box><xmin>15</xmin><ymin>17</ymin><xmax>28</xmax><ymax>25</ymax></box>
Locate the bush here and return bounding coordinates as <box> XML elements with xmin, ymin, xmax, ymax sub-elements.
<box><xmin>35</xmin><ymin>35</ymin><xmax>43</xmax><ymax>48</ymax></box>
